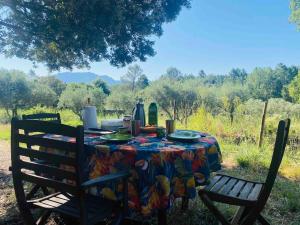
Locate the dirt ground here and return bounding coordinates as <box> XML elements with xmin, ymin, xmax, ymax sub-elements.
<box><xmin>0</xmin><ymin>141</ymin><xmax>10</xmax><ymax>174</ymax></box>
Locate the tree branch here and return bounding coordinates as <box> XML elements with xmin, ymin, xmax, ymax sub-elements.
<box><xmin>0</xmin><ymin>20</ymin><xmax>19</xmax><ymax>29</ymax></box>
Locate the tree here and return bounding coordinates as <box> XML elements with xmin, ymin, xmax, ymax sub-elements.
<box><xmin>221</xmin><ymin>91</ymin><xmax>243</xmax><ymax>124</ymax></box>
<box><xmin>290</xmin><ymin>0</ymin><xmax>300</xmax><ymax>29</ymax></box>
<box><xmin>0</xmin><ymin>1</ymin><xmax>191</xmax><ymax>70</ymax></box>
<box><xmin>121</xmin><ymin>64</ymin><xmax>144</xmax><ymax>91</ymax></box>
<box><xmin>93</xmin><ymin>78</ymin><xmax>111</xmax><ymax>95</ymax></box>
<box><xmin>147</xmin><ymin>79</ymin><xmax>179</xmax><ymax>119</ymax></box>
<box><xmin>198</xmin><ymin>70</ymin><xmax>206</xmax><ymax>78</ymax></box>
<box><xmin>37</xmin><ymin>76</ymin><xmax>66</xmax><ymax>96</ymax></box>
<box><xmin>229</xmin><ymin>68</ymin><xmax>248</xmax><ymax>84</ymax></box>
<box><xmin>0</xmin><ymin>69</ymin><xmax>31</xmax><ymax>117</ymax></box>
<box><xmin>246</xmin><ymin>67</ymin><xmax>278</xmax><ymax>101</ymax></box>
<box><xmin>176</xmin><ymin>88</ymin><xmax>199</xmax><ymax>127</ymax></box>
<box><xmin>246</xmin><ymin>65</ymin><xmax>298</xmax><ymax>101</ymax></box>
<box><xmin>162</xmin><ymin>67</ymin><xmax>183</xmax><ymax>80</ymax></box>
<box><xmin>106</xmin><ymin>89</ymin><xmax>136</xmax><ymax>114</ymax></box>
<box><xmin>30</xmin><ymin>83</ymin><xmax>58</xmax><ymax>107</ymax></box>
<box><xmin>136</xmin><ymin>74</ymin><xmax>150</xmax><ymax>89</ymax></box>
<box><xmin>147</xmin><ymin>78</ymin><xmax>199</xmax><ymax>123</ymax></box>
<box><xmin>288</xmin><ymin>72</ymin><xmax>300</xmax><ymax>103</ymax></box>
<box><xmin>58</xmin><ymin>84</ymin><xmax>105</xmax><ymax>120</ymax></box>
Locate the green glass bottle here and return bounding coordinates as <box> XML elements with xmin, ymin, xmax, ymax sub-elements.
<box><xmin>148</xmin><ymin>102</ymin><xmax>158</xmax><ymax>126</ymax></box>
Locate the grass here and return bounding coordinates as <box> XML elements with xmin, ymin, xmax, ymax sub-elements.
<box><xmin>0</xmin><ymin>124</ymin><xmax>10</xmax><ymax>141</ymax></box>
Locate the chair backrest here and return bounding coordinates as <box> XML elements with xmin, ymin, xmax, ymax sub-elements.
<box><xmin>265</xmin><ymin>119</ymin><xmax>291</xmax><ymax>196</ymax></box>
<box><xmin>11</xmin><ymin>118</ymin><xmax>84</xmax><ymax>196</ymax></box>
<box><xmin>241</xmin><ymin>119</ymin><xmax>290</xmax><ymax>225</ymax></box>
<box><xmin>22</xmin><ymin>113</ymin><xmax>61</xmax><ymax>124</ymax></box>
<box><xmin>259</xmin><ymin>119</ymin><xmax>290</xmax><ymax>205</ymax></box>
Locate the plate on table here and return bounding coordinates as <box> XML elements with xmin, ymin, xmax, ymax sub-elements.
<box><xmin>140</xmin><ymin>125</ymin><xmax>162</xmax><ymax>133</ymax></box>
<box><xmin>84</xmin><ymin>128</ymin><xmax>116</xmax><ymax>136</ymax></box>
<box><xmin>167</xmin><ymin>130</ymin><xmax>201</xmax><ymax>142</ymax></box>
<box><xmin>100</xmin><ymin>133</ymin><xmax>133</xmax><ymax>143</ymax></box>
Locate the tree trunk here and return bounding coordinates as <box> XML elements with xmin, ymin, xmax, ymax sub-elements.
<box><xmin>258</xmin><ymin>100</ymin><xmax>268</xmax><ymax>148</ymax></box>
<box><xmin>12</xmin><ymin>108</ymin><xmax>18</xmax><ymax>117</ymax></box>
<box><xmin>173</xmin><ymin>100</ymin><xmax>177</xmax><ymax>120</ymax></box>
<box><xmin>5</xmin><ymin>108</ymin><xmax>11</xmax><ymax>118</ymax></box>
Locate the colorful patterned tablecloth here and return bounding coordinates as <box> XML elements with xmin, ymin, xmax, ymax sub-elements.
<box><xmin>45</xmin><ymin>131</ymin><xmax>222</xmax><ymax>216</ymax></box>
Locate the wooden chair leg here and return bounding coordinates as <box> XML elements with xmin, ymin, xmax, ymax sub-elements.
<box><xmin>157</xmin><ymin>209</ymin><xmax>167</xmax><ymax>225</ymax></box>
<box><xmin>199</xmin><ymin>193</ymin><xmax>230</xmax><ymax>225</ymax></box>
<box><xmin>257</xmin><ymin>214</ymin><xmax>270</xmax><ymax>225</ymax></box>
<box><xmin>26</xmin><ymin>184</ymin><xmax>40</xmax><ymax>200</ymax></box>
<box><xmin>231</xmin><ymin>206</ymin><xmax>247</xmax><ymax>225</ymax></box>
<box><xmin>36</xmin><ymin>210</ymin><xmax>51</xmax><ymax>225</ymax></box>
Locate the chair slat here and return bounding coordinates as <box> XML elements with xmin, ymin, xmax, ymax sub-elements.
<box><xmin>239</xmin><ymin>182</ymin><xmax>254</xmax><ymax>199</ymax></box>
<box><xmin>18</xmin><ymin>134</ymin><xmax>76</xmax><ymax>152</ymax></box>
<box><xmin>247</xmin><ymin>183</ymin><xmax>263</xmax><ymax>200</ymax></box>
<box><xmin>205</xmin><ymin>175</ymin><xmax>222</xmax><ymax>190</ymax></box>
<box><xmin>23</xmin><ymin>113</ymin><xmax>60</xmax><ymax>120</ymax></box>
<box><xmin>210</xmin><ymin>176</ymin><xmax>230</xmax><ymax>193</ymax></box>
<box><xmin>17</xmin><ymin>147</ymin><xmax>76</xmax><ymax>166</ymax></box>
<box><xmin>228</xmin><ymin>180</ymin><xmax>246</xmax><ymax>197</ymax></box>
<box><xmin>15</xmin><ymin>119</ymin><xmax>77</xmax><ymax>137</ymax></box>
<box><xmin>21</xmin><ymin>172</ymin><xmax>78</xmax><ymax>195</ymax></box>
<box><xmin>19</xmin><ymin>160</ymin><xmax>76</xmax><ymax>180</ymax></box>
<box><xmin>219</xmin><ymin>178</ymin><xmax>237</xmax><ymax>195</ymax></box>
<box><xmin>43</xmin><ymin>199</ymin><xmax>78</xmax><ymax>215</ymax></box>
<box><xmin>33</xmin><ymin>200</ymin><xmax>79</xmax><ymax>218</ymax></box>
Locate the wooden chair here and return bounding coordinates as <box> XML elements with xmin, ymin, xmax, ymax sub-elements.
<box><xmin>22</xmin><ymin>113</ymin><xmax>61</xmax><ymax>124</ymax></box>
<box><xmin>21</xmin><ymin>113</ymin><xmax>62</xmax><ymax>195</ymax></box>
<box><xmin>198</xmin><ymin>119</ymin><xmax>290</xmax><ymax>225</ymax></box>
<box><xmin>11</xmin><ymin>118</ymin><xmax>130</xmax><ymax>225</ymax></box>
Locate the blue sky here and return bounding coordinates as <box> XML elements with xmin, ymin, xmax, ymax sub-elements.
<box><xmin>0</xmin><ymin>0</ymin><xmax>299</xmax><ymax>80</ymax></box>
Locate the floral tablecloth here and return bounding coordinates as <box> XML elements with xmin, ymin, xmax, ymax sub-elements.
<box><xmin>46</xmin><ymin>131</ymin><xmax>221</xmax><ymax>216</ymax></box>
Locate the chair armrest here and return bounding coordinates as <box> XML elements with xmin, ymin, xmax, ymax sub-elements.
<box><xmin>81</xmin><ymin>171</ymin><xmax>130</xmax><ymax>189</ymax></box>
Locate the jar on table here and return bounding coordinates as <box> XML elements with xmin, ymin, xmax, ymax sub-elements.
<box><xmin>123</xmin><ymin>115</ymin><xmax>132</xmax><ymax>131</ymax></box>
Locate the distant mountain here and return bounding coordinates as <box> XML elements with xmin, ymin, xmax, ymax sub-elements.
<box><xmin>55</xmin><ymin>72</ymin><xmax>120</xmax><ymax>85</ymax></box>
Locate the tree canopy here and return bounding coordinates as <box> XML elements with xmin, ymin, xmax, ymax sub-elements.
<box><xmin>290</xmin><ymin>0</ymin><xmax>300</xmax><ymax>29</ymax></box>
<box><xmin>0</xmin><ymin>69</ymin><xmax>31</xmax><ymax>117</ymax></box>
<box><xmin>58</xmin><ymin>83</ymin><xmax>106</xmax><ymax>119</ymax></box>
<box><xmin>0</xmin><ymin>0</ymin><xmax>190</xmax><ymax>71</ymax></box>
<box><xmin>288</xmin><ymin>72</ymin><xmax>300</xmax><ymax>103</ymax></box>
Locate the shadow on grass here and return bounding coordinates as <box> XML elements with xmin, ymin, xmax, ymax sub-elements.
<box><xmin>220</xmin><ymin>160</ymin><xmax>300</xmax><ymax>225</ymax></box>
<box><xmin>1</xmin><ymin>160</ymin><xmax>299</xmax><ymax>225</ymax></box>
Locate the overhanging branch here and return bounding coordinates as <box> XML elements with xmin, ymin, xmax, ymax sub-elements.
<box><xmin>0</xmin><ymin>20</ymin><xmax>19</xmax><ymax>29</ymax></box>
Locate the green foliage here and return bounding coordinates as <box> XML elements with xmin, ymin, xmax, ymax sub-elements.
<box><xmin>0</xmin><ymin>124</ymin><xmax>10</xmax><ymax>140</ymax></box>
<box><xmin>288</xmin><ymin>72</ymin><xmax>300</xmax><ymax>103</ymax></box>
<box><xmin>58</xmin><ymin>83</ymin><xmax>106</xmax><ymax>120</ymax></box>
<box><xmin>136</xmin><ymin>74</ymin><xmax>150</xmax><ymax>90</ymax></box>
<box><xmin>229</xmin><ymin>68</ymin><xmax>247</xmax><ymax>84</ymax></box>
<box><xmin>290</xmin><ymin>0</ymin><xmax>300</xmax><ymax>29</ymax></box>
<box><xmin>106</xmin><ymin>86</ymin><xmax>136</xmax><ymax>114</ymax></box>
<box><xmin>121</xmin><ymin>64</ymin><xmax>145</xmax><ymax>91</ymax></box>
<box><xmin>30</xmin><ymin>83</ymin><xmax>58</xmax><ymax>107</ymax></box>
<box><xmin>93</xmin><ymin>78</ymin><xmax>111</xmax><ymax>95</ymax></box>
<box><xmin>246</xmin><ymin>65</ymin><xmax>298</xmax><ymax>101</ymax></box>
<box><xmin>147</xmin><ymin>78</ymin><xmax>181</xmax><ymax>119</ymax></box>
<box><xmin>162</xmin><ymin>67</ymin><xmax>183</xmax><ymax>80</ymax></box>
<box><xmin>36</xmin><ymin>76</ymin><xmax>66</xmax><ymax>96</ymax></box>
<box><xmin>0</xmin><ymin>69</ymin><xmax>31</xmax><ymax>117</ymax></box>
<box><xmin>0</xmin><ymin>1</ymin><xmax>191</xmax><ymax>70</ymax></box>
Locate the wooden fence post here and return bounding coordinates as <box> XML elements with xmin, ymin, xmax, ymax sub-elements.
<box><xmin>258</xmin><ymin>100</ymin><xmax>268</xmax><ymax>148</ymax></box>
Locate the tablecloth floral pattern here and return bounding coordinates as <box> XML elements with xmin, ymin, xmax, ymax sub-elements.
<box><xmin>46</xmin><ymin>131</ymin><xmax>221</xmax><ymax>216</ymax></box>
